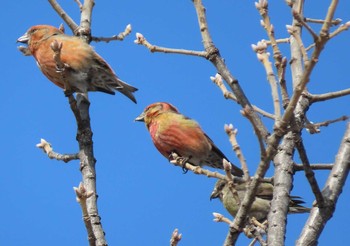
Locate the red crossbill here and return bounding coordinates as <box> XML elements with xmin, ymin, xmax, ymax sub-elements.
<box><xmin>135</xmin><ymin>102</ymin><xmax>243</xmax><ymax>176</ymax></box>
<box><xmin>17</xmin><ymin>25</ymin><xmax>137</xmax><ymax>102</ymax></box>
<box><xmin>210</xmin><ymin>179</ymin><xmax>310</xmax><ymax>222</ymax></box>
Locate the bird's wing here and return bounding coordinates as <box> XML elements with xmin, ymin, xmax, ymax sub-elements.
<box><xmin>205</xmin><ymin>133</ymin><xmax>243</xmax><ymax>177</ymax></box>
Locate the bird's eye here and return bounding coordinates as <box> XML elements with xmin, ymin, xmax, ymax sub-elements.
<box><xmin>29</xmin><ymin>28</ymin><xmax>38</xmax><ymax>34</ymax></box>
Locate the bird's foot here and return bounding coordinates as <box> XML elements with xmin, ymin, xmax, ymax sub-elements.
<box><xmin>174</xmin><ymin>156</ymin><xmax>189</xmax><ymax>173</ymax></box>
<box><xmin>169</xmin><ymin>152</ymin><xmax>190</xmax><ymax>174</ymax></box>
<box><xmin>250</xmin><ymin>217</ymin><xmax>267</xmax><ymax>231</ymax></box>
<box><xmin>64</xmin><ymin>89</ymin><xmax>73</xmax><ymax>97</ymax></box>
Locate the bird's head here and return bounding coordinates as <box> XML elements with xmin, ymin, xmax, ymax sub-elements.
<box><xmin>135</xmin><ymin>102</ymin><xmax>179</xmax><ymax>125</ymax></box>
<box><xmin>210</xmin><ymin>179</ymin><xmax>227</xmax><ymax>201</ymax></box>
<box><xmin>17</xmin><ymin>25</ymin><xmax>63</xmax><ymax>48</ymax></box>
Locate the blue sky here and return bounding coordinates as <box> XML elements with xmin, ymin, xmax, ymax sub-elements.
<box><xmin>2</xmin><ymin>1</ymin><xmax>349</xmax><ymax>245</ymax></box>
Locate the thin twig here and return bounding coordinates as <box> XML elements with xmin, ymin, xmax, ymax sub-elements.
<box><xmin>329</xmin><ymin>21</ymin><xmax>350</xmax><ymax>39</ymax></box>
<box><xmin>293</xmin><ymin>10</ymin><xmax>318</xmax><ymax>40</ymax></box>
<box><xmin>256</xmin><ymin>0</ymin><xmax>284</xmax><ymax>73</ymax></box>
<box><xmin>305</xmin><ymin>43</ymin><xmax>315</xmax><ymax>52</ymax></box>
<box><xmin>74</xmin><ymin>0</ymin><xmax>83</xmax><ymax>10</ymax></box>
<box><xmin>297</xmin><ymin>122</ymin><xmax>350</xmax><ymax>245</ymax></box>
<box><xmin>246</xmin><ymin>224</ymin><xmax>267</xmax><ymax>246</ymax></box>
<box><xmin>295</xmin><ymin>136</ymin><xmax>325</xmax><ymax>207</ymax></box>
<box><xmin>222</xmin><ymin>160</ymin><xmax>242</xmax><ymax>206</ymax></box>
<box><xmin>169</xmin><ymin>153</ymin><xmax>231</xmax><ymax>180</ymax></box>
<box><xmin>36</xmin><ymin>138</ymin><xmax>79</xmax><ymax>162</ymax></box>
<box><xmin>279</xmin><ymin>57</ymin><xmax>290</xmax><ymax>108</ymax></box>
<box><xmin>241</xmin><ymin>106</ymin><xmax>267</xmax><ymax>159</ymax></box>
<box><xmin>48</xmin><ymin>0</ymin><xmax>78</xmax><ymax>32</ymax></box>
<box><xmin>313</xmin><ymin>116</ymin><xmax>349</xmax><ymax>128</ymax></box>
<box><xmin>74</xmin><ymin>183</ymin><xmax>95</xmax><ymax>246</ymax></box>
<box><xmin>305</xmin><ymin>115</ymin><xmax>349</xmax><ymax>134</ymax></box>
<box><xmin>265</xmin><ymin>38</ymin><xmax>290</xmax><ymax>46</ymax></box>
<box><xmin>134</xmin><ymin>33</ymin><xmax>207</xmax><ymax>57</ymax></box>
<box><xmin>320</xmin><ymin>0</ymin><xmax>340</xmax><ymax>38</ymax></box>
<box><xmin>294</xmin><ymin>163</ymin><xmax>333</xmax><ymax>171</ymax></box>
<box><xmin>213</xmin><ymin>212</ymin><xmax>233</xmax><ymax>225</ymax></box>
<box><xmin>286</xmin><ymin>25</ymin><xmax>309</xmax><ymax>63</ymax></box>
<box><xmin>305</xmin><ymin>17</ymin><xmax>342</xmax><ymax>26</ymax></box>
<box><xmin>170</xmin><ymin>228</ymin><xmax>182</xmax><ymax>246</ymax></box>
<box><xmin>193</xmin><ymin>0</ymin><xmax>270</xmax><ymax>140</ymax></box>
<box><xmin>210</xmin><ymin>74</ymin><xmax>275</xmax><ymax>119</ymax></box>
<box><xmin>308</xmin><ymin>88</ymin><xmax>350</xmax><ymax>103</ymax></box>
<box><xmin>256</xmin><ymin>0</ymin><xmax>288</xmax><ymax>118</ymax></box>
<box><xmin>252</xmin><ymin>40</ymin><xmax>282</xmax><ymax>118</ymax></box>
<box><xmin>92</xmin><ymin>24</ymin><xmax>132</xmax><ymax>43</ymax></box>
<box><xmin>224</xmin><ymin>124</ymin><xmax>250</xmax><ymax>180</ymax></box>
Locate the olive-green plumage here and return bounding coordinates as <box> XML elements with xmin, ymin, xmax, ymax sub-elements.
<box><xmin>135</xmin><ymin>102</ymin><xmax>243</xmax><ymax>176</ymax></box>
<box><xmin>210</xmin><ymin>179</ymin><xmax>310</xmax><ymax>221</ymax></box>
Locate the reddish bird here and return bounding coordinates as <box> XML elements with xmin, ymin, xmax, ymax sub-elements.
<box><xmin>135</xmin><ymin>102</ymin><xmax>243</xmax><ymax>176</ymax></box>
<box><xmin>17</xmin><ymin>25</ymin><xmax>137</xmax><ymax>103</ymax></box>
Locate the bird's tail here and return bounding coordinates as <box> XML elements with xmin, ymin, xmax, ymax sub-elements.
<box><xmin>230</xmin><ymin>163</ymin><xmax>244</xmax><ymax>177</ymax></box>
<box><xmin>115</xmin><ymin>78</ymin><xmax>138</xmax><ymax>103</ymax></box>
<box><xmin>289</xmin><ymin>196</ymin><xmax>311</xmax><ymax>214</ymax></box>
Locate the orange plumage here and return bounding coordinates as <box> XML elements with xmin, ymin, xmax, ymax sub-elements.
<box><xmin>17</xmin><ymin>25</ymin><xmax>137</xmax><ymax>102</ymax></box>
<box><xmin>135</xmin><ymin>102</ymin><xmax>243</xmax><ymax>176</ymax></box>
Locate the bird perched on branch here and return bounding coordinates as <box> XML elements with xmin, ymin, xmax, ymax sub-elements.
<box><xmin>135</xmin><ymin>102</ymin><xmax>244</xmax><ymax>176</ymax></box>
<box><xmin>17</xmin><ymin>25</ymin><xmax>137</xmax><ymax>103</ymax></box>
<box><xmin>210</xmin><ymin>179</ymin><xmax>310</xmax><ymax>222</ymax></box>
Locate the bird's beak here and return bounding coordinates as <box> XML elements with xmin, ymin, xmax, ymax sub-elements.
<box><xmin>210</xmin><ymin>189</ymin><xmax>220</xmax><ymax>201</ymax></box>
<box><xmin>17</xmin><ymin>32</ymin><xmax>29</xmax><ymax>43</ymax></box>
<box><xmin>134</xmin><ymin>112</ymin><xmax>145</xmax><ymax>122</ymax></box>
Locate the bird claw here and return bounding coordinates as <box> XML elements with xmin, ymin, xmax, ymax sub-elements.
<box><xmin>64</xmin><ymin>89</ymin><xmax>73</xmax><ymax>97</ymax></box>
<box><xmin>177</xmin><ymin>157</ymin><xmax>189</xmax><ymax>174</ymax></box>
<box><xmin>250</xmin><ymin>217</ymin><xmax>268</xmax><ymax>231</ymax></box>
<box><xmin>55</xmin><ymin>63</ymin><xmax>69</xmax><ymax>73</ymax></box>
<box><xmin>182</xmin><ymin>166</ymin><xmax>189</xmax><ymax>174</ymax></box>
<box><xmin>168</xmin><ymin>152</ymin><xmax>190</xmax><ymax>174</ymax></box>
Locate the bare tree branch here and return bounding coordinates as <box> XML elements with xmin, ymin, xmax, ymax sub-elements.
<box><xmin>170</xmin><ymin>228</ymin><xmax>182</xmax><ymax>246</ymax></box>
<box><xmin>304</xmin><ymin>17</ymin><xmax>342</xmax><ymax>26</ymax></box>
<box><xmin>48</xmin><ymin>2</ymin><xmax>107</xmax><ymax>245</ymax></box>
<box><xmin>294</xmin><ymin>163</ymin><xmax>333</xmax><ymax>171</ymax></box>
<box><xmin>92</xmin><ymin>24</ymin><xmax>132</xmax><ymax>43</ymax></box>
<box><xmin>308</xmin><ymin>89</ymin><xmax>350</xmax><ymax>103</ymax></box>
<box><xmin>48</xmin><ymin>0</ymin><xmax>78</xmax><ymax>32</ymax></box>
<box><xmin>252</xmin><ymin>40</ymin><xmax>282</xmax><ymax>118</ymax></box>
<box><xmin>134</xmin><ymin>32</ymin><xmax>207</xmax><ymax>57</ymax></box>
<box><xmin>210</xmin><ymin>74</ymin><xmax>275</xmax><ymax>119</ymax></box>
<box><xmin>293</xmin><ymin>10</ymin><xmax>318</xmax><ymax>40</ymax></box>
<box><xmin>78</xmin><ymin>0</ymin><xmax>94</xmax><ymax>37</ymax></box>
<box><xmin>268</xmin><ymin>131</ymin><xmax>295</xmax><ymax>244</ymax></box>
<box><xmin>74</xmin><ymin>0</ymin><xmax>83</xmax><ymax>10</ymax></box>
<box><xmin>224</xmin><ymin>124</ymin><xmax>250</xmax><ymax>180</ymax></box>
<box><xmin>305</xmin><ymin>115</ymin><xmax>349</xmax><ymax>134</ymax></box>
<box><xmin>267</xmin><ymin>1</ymin><xmax>305</xmax><ymax>243</ymax></box>
<box><xmin>295</xmin><ymin>136</ymin><xmax>325</xmax><ymax>207</ymax></box>
<box><xmin>36</xmin><ymin>138</ymin><xmax>79</xmax><ymax>162</ymax></box>
<box><xmin>74</xmin><ymin>183</ymin><xmax>95</xmax><ymax>246</ymax></box>
<box><xmin>297</xmin><ymin>122</ymin><xmax>350</xmax><ymax>245</ymax></box>
<box><xmin>192</xmin><ymin>0</ymin><xmax>269</xmax><ymax>141</ymax></box>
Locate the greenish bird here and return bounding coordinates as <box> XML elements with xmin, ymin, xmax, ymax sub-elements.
<box><xmin>210</xmin><ymin>179</ymin><xmax>310</xmax><ymax>222</ymax></box>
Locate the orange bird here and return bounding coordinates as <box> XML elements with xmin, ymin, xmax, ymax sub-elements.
<box><xmin>17</xmin><ymin>25</ymin><xmax>137</xmax><ymax>103</ymax></box>
<box><xmin>135</xmin><ymin>102</ymin><xmax>243</xmax><ymax>176</ymax></box>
